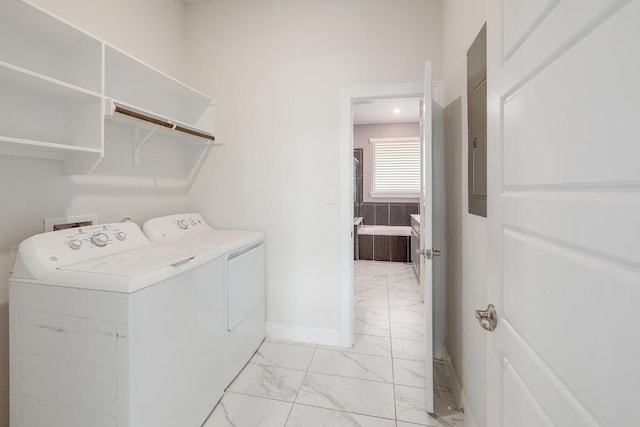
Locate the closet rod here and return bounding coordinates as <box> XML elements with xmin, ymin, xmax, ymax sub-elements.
<box><xmin>114</xmin><ymin>105</ymin><xmax>216</xmax><ymax>141</ymax></box>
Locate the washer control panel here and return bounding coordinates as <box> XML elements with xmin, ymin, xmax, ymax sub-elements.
<box><xmin>63</xmin><ymin>224</ymin><xmax>131</xmax><ymax>251</ymax></box>
<box><xmin>11</xmin><ymin>222</ymin><xmax>153</xmax><ymax>280</ymax></box>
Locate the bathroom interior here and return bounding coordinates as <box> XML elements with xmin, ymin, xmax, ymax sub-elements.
<box><xmin>352</xmin><ymin>100</ymin><xmax>420</xmax><ymax>268</ymax></box>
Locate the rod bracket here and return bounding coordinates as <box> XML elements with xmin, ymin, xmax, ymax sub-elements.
<box><xmin>133</xmin><ymin>125</ymin><xmax>160</xmax><ymax>165</ymax></box>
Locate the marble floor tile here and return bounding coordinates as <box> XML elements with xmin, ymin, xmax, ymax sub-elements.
<box><xmin>251</xmin><ymin>341</ymin><xmax>317</xmax><ymax>371</ymax></box>
<box><xmin>388</xmin><ymin>281</ymin><xmax>421</xmax><ymax>292</ymax></box>
<box><xmin>395</xmin><ymin>384</ymin><xmax>433</xmax><ymax>425</ymax></box>
<box><xmin>396</xmin><ymin>422</ymin><xmax>445</xmax><ymax>427</ymax></box>
<box><xmin>355</xmin><ymin>286</ymin><xmax>388</xmax><ymax>298</ymax></box>
<box><xmin>227</xmin><ymin>363</ymin><xmax>305</xmax><ymax>402</ymax></box>
<box><xmin>392</xmin><ymin>338</ymin><xmax>426</xmax><ymax>361</ymax></box>
<box><xmin>390</xmin><ymin>322</ymin><xmax>425</xmax><ymax>341</ymax></box>
<box><xmin>389</xmin><ymin>298</ymin><xmax>424</xmax><ymax>312</ymax></box>
<box><xmin>204</xmin><ymin>392</ymin><xmax>292</xmax><ymax>427</ymax></box>
<box><xmin>354</xmin><ymin>262</ymin><xmax>387</xmax><ymax>278</ymax></box>
<box><xmin>355</xmin><ymin>296</ymin><xmax>390</xmax><ymax>309</ymax></box>
<box><xmin>390</xmin><ymin>309</ymin><xmax>424</xmax><ymax>325</ymax></box>
<box><xmin>347</xmin><ymin>334</ymin><xmax>392</xmax><ymax>357</ymax></box>
<box><xmin>308</xmin><ymin>349</ymin><xmax>393</xmax><ymax>383</ymax></box>
<box><xmin>388</xmin><ymin>289</ymin><xmax>421</xmax><ymax>301</ymax></box>
<box><xmin>396</xmin><ymin>407</ymin><xmax>463</xmax><ymax>427</ymax></box>
<box><xmin>355</xmin><ymin>306</ymin><xmax>390</xmax><ymax>322</ymax></box>
<box><xmin>285</xmin><ymin>404</ymin><xmax>396</xmax><ymax>427</ymax></box>
<box><xmin>354</xmin><ymin>260</ymin><xmax>385</xmax><ymax>270</ymax></box>
<box><xmin>297</xmin><ymin>372</ymin><xmax>396</xmax><ymax>419</ymax></box>
<box><xmin>354</xmin><ymin>318</ymin><xmax>390</xmax><ymax>337</ymax></box>
<box><xmin>387</xmin><ymin>269</ymin><xmax>419</xmax><ymax>284</ymax></box>
<box><xmin>385</xmin><ymin>262</ymin><xmax>413</xmax><ymax>271</ymax></box>
<box><xmin>355</xmin><ymin>277</ymin><xmax>387</xmax><ymax>289</ymax></box>
<box><xmin>393</xmin><ymin>358</ymin><xmax>426</xmax><ymax>388</ymax></box>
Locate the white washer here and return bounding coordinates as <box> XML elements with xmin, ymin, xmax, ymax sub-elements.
<box><xmin>10</xmin><ymin>222</ymin><xmax>226</xmax><ymax>427</ymax></box>
<box><xmin>143</xmin><ymin>213</ymin><xmax>265</xmax><ymax>387</ymax></box>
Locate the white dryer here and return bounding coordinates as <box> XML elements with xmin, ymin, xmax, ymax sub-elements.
<box><xmin>143</xmin><ymin>213</ymin><xmax>265</xmax><ymax>387</ymax></box>
<box><xmin>10</xmin><ymin>222</ymin><xmax>226</xmax><ymax>427</ymax></box>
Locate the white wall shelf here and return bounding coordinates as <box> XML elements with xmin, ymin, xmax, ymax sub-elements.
<box><xmin>104</xmin><ymin>45</ymin><xmax>215</xmax><ymax>138</ymax></box>
<box><xmin>0</xmin><ymin>0</ymin><xmax>103</xmax><ymax>93</ymax></box>
<box><xmin>0</xmin><ymin>0</ymin><xmax>216</xmax><ymax>177</ymax></box>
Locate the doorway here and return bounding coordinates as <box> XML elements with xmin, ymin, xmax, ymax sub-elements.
<box><xmin>338</xmin><ymin>82</ymin><xmax>445</xmax><ymax>349</ymax></box>
<box><xmin>339</xmin><ymin>80</ymin><xmax>453</xmax><ymax>419</ymax></box>
<box><xmin>338</xmin><ymin>83</ymin><xmax>424</xmax><ymax>348</ymax></box>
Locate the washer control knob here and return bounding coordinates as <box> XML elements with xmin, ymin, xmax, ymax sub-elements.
<box><xmin>190</xmin><ymin>219</ymin><xmax>198</xmax><ymax>226</ymax></box>
<box><xmin>178</xmin><ymin>219</ymin><xmax>189</xmax><ymax>229</ymax></box>
<box><xmin>115</xmin><ymin>231</ymin><xmax>127</xmax><ymax>241</ymax></box>
<box><xmin>91</xmin><ymin>233</ymin><xmax>109</xmax><ymax>247</ymax></box>
<box><xmin>68</xmin><ymin>239</ymin><xmax>82</xmax><ymax>250</ymax></box>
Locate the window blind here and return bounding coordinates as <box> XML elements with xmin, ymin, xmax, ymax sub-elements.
<box><xmin>371</xmin><ymin>137</ymin><xmax>420</xmax><ymax>196</ymax></box>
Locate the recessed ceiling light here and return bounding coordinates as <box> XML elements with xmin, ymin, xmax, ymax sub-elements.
<box><xmin>393</xmin><ymin>108</ymin><xmax>401</xmax><ymax>114</ymax></box>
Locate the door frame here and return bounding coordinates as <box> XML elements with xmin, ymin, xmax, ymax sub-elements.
<box><xmin>338</xmin><ymin>82</ymin><xmax>442</xmax><ymax>347</ymax></box>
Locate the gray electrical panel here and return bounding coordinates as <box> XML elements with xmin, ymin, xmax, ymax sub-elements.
<box><xmin>467</xmin><ymin>23</ymin><xmax>487</xmax><ymax>217</ymax></box>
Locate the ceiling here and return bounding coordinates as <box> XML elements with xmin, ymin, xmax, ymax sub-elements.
<box><xmin>353</xmin><ymin>100</ymin><xmax>420</xmax><ymax>125</ymax></box>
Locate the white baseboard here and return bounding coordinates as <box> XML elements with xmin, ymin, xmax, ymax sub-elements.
<box><xmin>443</xmin><ymin>346</ymin><xmax>478</xmax><ymax>427</ymax></box>
<box><xmin>266</xmin><ymin>322</ymin><xmax>342</xmax><ymax>347</ymax></box>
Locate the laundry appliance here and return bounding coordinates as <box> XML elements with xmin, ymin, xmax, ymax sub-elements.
<box><xmin>10</xmin><ymin>222</ymin><xmax>226</xmax><ymax>427</ymax></box>
<box><xmin>143</xmin><ymin>213</ymin><xmax>265</xmax><ymax>386</ymax></box>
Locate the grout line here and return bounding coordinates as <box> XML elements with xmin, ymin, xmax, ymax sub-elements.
<box><xmin>224</xmin><ymin>390</ymin><xmax>297</xmax><ymax>405</ymax></box>
<box><xmin>283</xmin><ymin>345</ymin><xmax>319</xmax><ymax>425</ymax></box>
<box><xmin>225</xmin><ymin>390</ymin><xmax>297</xmax><ymax>404</ymax></box>
<box><xmin>250</xmin><ymin>362</ymin><xmax>314</xmax><ymax>373</ymax></box>
<box><xmin>382</xmin><ymin>261</ymin><xmax>399</xmax><ymax>422</ymax></box>
<box><xmin>292</xmin><ymin>402</ymin><xmax>398</xmax><ymax>423</ymax></box>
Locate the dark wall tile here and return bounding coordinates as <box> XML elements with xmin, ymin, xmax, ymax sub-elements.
<box><xmin>359</xmin><ymin>235</ymin><xmax>373</xmax><ymax>260</ymax></box>
<box><xmin>390</xmin><ymin>236</ymin><xmax>408</xmax><ymax>262</ymax></box>
<box><xmin>374</xmin><ymin>204</ymin><xmax>389</xmax><ymax>225</ymax></box>
<box><xmin>390</xmin><ymin>204</ymin><xmax>405</xmax><ymax>226</ymax></box>
<box><xmin>362</xmin><ymin>204</ymin><xmax>374</xmax><ymax>225</ymax></box>
<box><xmin>373</xmin><ymin>235</ymin><xmax>391</xmax><ymax>261</ymax></box>
<box><xmin>354</xmin><ymin>204</ymin><xmax>361</xmax><ymax>218</ymax></box>
<box><xmin>405</xmin><ymin>204</ymin><xmax>419</xmax><ymax>222</ymax></box>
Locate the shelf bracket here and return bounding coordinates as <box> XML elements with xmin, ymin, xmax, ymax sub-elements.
<box><xmin>133</xmin><ymin>124</ymin><xmax>172</xmax><ymax>165</ymax></box>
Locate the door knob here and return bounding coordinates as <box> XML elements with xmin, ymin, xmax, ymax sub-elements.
<box><xmin>475</xmin><ymin>304</ymin><xmax>497</xmax><ymax>331</ymax></box>
<box><xmin>415</xmin><ymin>248</ymin><xmax>441</xmax><ymax>260</ymax></box>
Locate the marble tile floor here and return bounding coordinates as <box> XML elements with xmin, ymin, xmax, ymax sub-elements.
<box><xmin>204</xmin><ymin>261</ymin><xmax>463</xmax><ymax>427</ymax></box>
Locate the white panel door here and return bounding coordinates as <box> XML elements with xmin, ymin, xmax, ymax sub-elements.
<box><xmin>420</xmin><ymin>61</ymin><xmax>435</xmax><ymax>414</ymax></box>
<box><xmin>486</xmin><ymin>0</ymin><xmax>640</xmax><ymax>426</ymax></box>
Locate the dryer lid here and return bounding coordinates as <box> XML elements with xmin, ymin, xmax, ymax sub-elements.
<box><xmin>164</xmin><ymin>229</ymin><xmax>264</xmax><ymax>253</ymax></box>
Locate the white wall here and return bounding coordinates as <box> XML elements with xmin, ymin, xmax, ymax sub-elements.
<box><xmin>354</xmin><ymin>122</ymin><xmax>421</xmax><ymax>204</ymax></box>
<box><xmin>185</xmin><ymin>0</ymin><xmax>442</xmax><ymax>341</ymax></box>
<box><xmin>0</xmin><ymin>2</ymin><xmax>189</xmax><ymax>426</ymax></box>
<box><xmin>441</xmin><ymin>1</ymin><xmax>488</xmax><ymax>426</ymax></box>
<box><xmin>29</xmin><ymin>0</ymin><xmax>187</xmax><ymax>80</ymax></box>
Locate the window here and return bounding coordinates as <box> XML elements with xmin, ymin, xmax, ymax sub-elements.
<box><xmin>370</xmin><ymin>137</ymin><xmax>420</xmax><ymax>197</ymax></box>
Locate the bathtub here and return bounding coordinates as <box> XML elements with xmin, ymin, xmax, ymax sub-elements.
<box><xmin>357</xmin><ymin>225</ymin><xmax>411</xmax><ymax>262</ymax></box>
<box><xmin>358</xmin><ymin>225</ymin><xmax>411</xmax><ymax>237</ymax></box>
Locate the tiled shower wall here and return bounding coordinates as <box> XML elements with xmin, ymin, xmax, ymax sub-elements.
<box><xmin>358</xmin><ymin>203</ymin><xmax>419</xmax><ymax>226</ymax></box>
<box><xmin>354</xmin><ymin>149</ymin><xmax>363</xmax><ymax>214</ymax></box>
